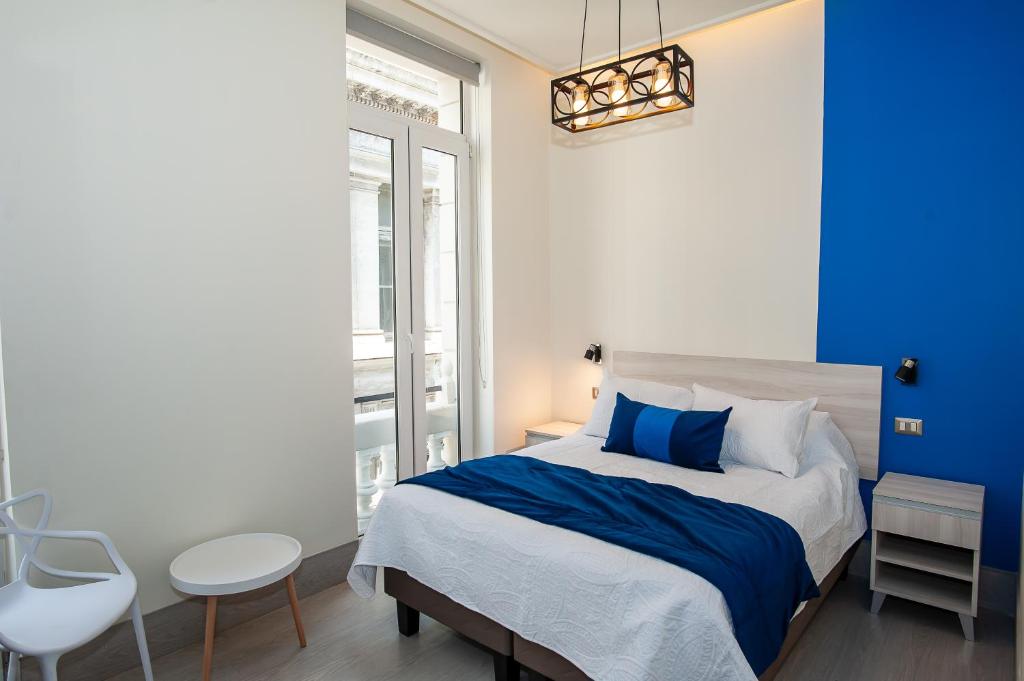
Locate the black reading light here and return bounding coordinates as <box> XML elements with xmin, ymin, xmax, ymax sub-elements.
<box><xmin>894</xmin><ymin>358</ymin><xmax>918</xmax><ymax>385</ymax></box>
<box><xmin>584</xmin><ymin>343</ymin><xmax>602</xmax><ymax>364</ymax></box>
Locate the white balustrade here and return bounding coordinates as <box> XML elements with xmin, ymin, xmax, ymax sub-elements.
<box><xmin>439</xmin><ymin>355</ymin><xmax>456</xmax><ymax>405</ymax></box>
<box><xmin>442</xmin><ymin>432</ymin><xmax>458</xmax><ymax>467</ymax></box>
<box><xmin>376</xmin><ymin>444</ymin><xmax>397</xmax><ymax>491</ymax></box>
<box><xmin>355</xmin><ymin>447</ymin><xmax>380</xmax><ymax>534</ymax></box>
<box><xmin>353</xmin><ymin>400</ymin><xmax>461</xmax><ymax>532</ymax></box>
<box><xmin>426</xmin><ymin>432</ymin><xmax>451</xmax><ymax>472</ymax></box>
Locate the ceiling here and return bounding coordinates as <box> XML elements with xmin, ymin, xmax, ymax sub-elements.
<box><xmin>406</xmin><ymin>0</ymin><xmax>791</xmax><ymax>73</ymax></box>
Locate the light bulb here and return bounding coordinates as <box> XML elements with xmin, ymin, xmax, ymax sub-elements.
<box><xmin>609</xmin><ymin>72</ymin><xmax>629</xmax><ymax>117</ymax></box>
<box><xmin>571</xmin><ymin>82</ymin><xmax>589</xmax><ymax>128</ymax></box>
<box><xmin>652</xmin><ymin>60</ymin><xmax>674</xmax><ymax>108</ymax></box>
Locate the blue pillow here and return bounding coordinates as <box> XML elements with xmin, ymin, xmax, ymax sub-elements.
<box><xmin>601</xmin><ymin>392</ymin><xmax>732</xmax><ymax>473</ymax></box>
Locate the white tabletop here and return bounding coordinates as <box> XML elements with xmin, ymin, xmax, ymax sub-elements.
<box><xmin>170</xmin><ymin>533</ymin><xmax>303</xmax><ymax>596</ymax></box>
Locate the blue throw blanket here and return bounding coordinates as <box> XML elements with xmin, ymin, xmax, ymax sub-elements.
<box><xmin>399</xmin><ymin>455</ymin><xmax>819</xmax><ymax>675</ymax></box>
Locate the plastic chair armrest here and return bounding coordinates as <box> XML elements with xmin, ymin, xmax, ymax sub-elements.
<box><xmin>0</xmin><ymin>527</ymin><xmax>131</xmax><ymax>577</ymax></box>
<box><xmin>0</xmin><ymin>488</ymin><xmax>53</xmax><ymax>530</ymax></box>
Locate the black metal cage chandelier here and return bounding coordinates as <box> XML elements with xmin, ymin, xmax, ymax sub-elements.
<box><xmin>551</xmin><ymin>0</ymin><xmax>694</xmax><ymax>133</ymax></box>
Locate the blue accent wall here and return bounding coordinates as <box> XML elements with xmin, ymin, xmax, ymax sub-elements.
<box><xmin>819</xmin><ymin>0</ymin><xmax>1024</xmax><ymax>570</ymax></box>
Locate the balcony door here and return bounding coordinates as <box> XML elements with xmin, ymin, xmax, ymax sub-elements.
<box><xmin>349</xmin><ymin>104</ymin><xmax>472</xmax><ymax>533</ymax></box>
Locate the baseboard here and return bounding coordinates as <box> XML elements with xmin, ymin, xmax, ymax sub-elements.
<box><xmin>18</xmin><ymin>539</ymin><xmax>359</xmax><ymax>681</ymax></box>
<box><xmin>848</xmin><ymin>538</ymin><xmax>1017</xmax><ymax>617</ymax></box>
<box><xmin>14</xmin><ymin>536</ymin><xmax>1014</xmax><ymax>679</ymax></box>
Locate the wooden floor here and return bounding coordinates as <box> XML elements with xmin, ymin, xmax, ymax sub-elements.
<box><xmin>106</xmin><ymin>576</ymin><xmax>1014</xmax><ymax>681</ymax></box>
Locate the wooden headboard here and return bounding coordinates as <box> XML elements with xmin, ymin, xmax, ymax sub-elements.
<box><xmin>613</xmin><ymin>351</ymin><xmax>883</xmax><ymax>480</ymax></box>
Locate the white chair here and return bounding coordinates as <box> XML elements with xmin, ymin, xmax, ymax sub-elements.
<box><xmin>0</xmin><ymin>490</ymin><xmax>154</xmax><ymax>681</ymax></box>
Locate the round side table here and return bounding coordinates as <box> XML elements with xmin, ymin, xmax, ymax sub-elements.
<box><xmin>170</xmin><ymin>533</ymin><xmax>306</xmax><ymax>681</ymax></box>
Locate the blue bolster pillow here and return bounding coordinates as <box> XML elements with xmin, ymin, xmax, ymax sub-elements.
<box><xmin>601</xmin><ymin>392</ymin><xmax>732</xmax><ymax>473</ymax></box>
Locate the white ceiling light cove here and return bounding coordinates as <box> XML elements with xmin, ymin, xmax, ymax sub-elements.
<box><xmin>405</xmin><ymin>0</ymin><xmax>793</xmax><ymax>72</ymax></box>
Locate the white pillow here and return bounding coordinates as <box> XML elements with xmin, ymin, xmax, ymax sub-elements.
<box><xmin>691</xmin><ymin>383</ymin><xmax>817</xmax><ymax>478</ymax></box>
<box><xmin>804</xmin><ymin>411</ymin><xmax>859</xmax><ymax>472</ymax></box>
<box><xmin>583</xmin><ymin>373</ymin><xmax>694</xmax><ymax>439</ymax></box>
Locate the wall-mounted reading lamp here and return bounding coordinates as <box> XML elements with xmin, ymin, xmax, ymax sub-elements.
<box><xmin>584</xmin><ymin>343</ymin><xmax>602</xmax><ymax>364</ymax></box>
<box><xmin>894</xmin><ymin>358</ymin><xmax>918</xmax><ymax>385</ymax></box>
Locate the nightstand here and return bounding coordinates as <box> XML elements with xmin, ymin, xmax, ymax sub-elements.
<box><xmin>523</xmin><ymin>421</ymin><xmax>581</xmax><ymax>448</ymax></box>
<box><xmin>870</xmin><ymin>472</ymin><xmax>985</xmax><ymax>640</ymax></box>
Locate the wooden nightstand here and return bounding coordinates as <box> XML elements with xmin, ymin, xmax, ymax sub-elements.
<box><xmin>870</xmin><ymin>472</ymin><xmax>985</xmax><ymax>640</ymax></box>
<box><xmin>524</xmin><ymin>421</ymin><xmax>581</xmax><ymax>448</ymax></box>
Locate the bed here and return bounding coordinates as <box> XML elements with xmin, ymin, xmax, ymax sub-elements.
<box><xmin>349</xmin><ymin>351</ymin><xmax>882</xmax><ymax>681</ymax></box>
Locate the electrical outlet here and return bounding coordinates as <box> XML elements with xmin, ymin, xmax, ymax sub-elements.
<box><xmin>592</xmin><ymin>386</ymin><xmax>600</xmax><ymax>399</ymax></box>
<box><xmin>894</xmin><ymin>417</ymin><xmax>924</xmax><ymax>436</ymax></box>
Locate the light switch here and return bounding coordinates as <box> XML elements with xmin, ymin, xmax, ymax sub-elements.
<box><xmin>894</xmin><ymin>417</ymin><xmax>924</xmax><ymax>436</ymax></box>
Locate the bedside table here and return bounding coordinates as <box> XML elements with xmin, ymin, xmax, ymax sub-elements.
<box><xmin>870</xmin><ymin>472</ymin><xmax>984</xmax><ymax>640</ymax></box>
<box><xmin>524</xmin><ymin>421</ymin><xmax>581</xmax><ymax>448</ymax></box>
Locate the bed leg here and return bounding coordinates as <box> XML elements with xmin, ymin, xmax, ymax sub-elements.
<box><xmin>527</xmin><ymin>671</ymin><xmax>549</xmax><ymax>681</ymax></box>
<box><xmin>396</xmin><ymin>601</ymin><xmax>420</xmax><ymax>637</ymax></box>
<box><xmin>492</xmin><ymin>652</ymin><xmax>520</xmax><ymax>681</ymax></box>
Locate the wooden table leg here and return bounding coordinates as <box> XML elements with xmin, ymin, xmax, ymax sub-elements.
<box><xmin>202</xmin><ymin>596</ymin><xmax>218</xmax><ymax>681</ymax></box>
<box><xmin>285</xmin><ymin>574</ymin><xmax>307</xmax><ymax>648</ymax></box>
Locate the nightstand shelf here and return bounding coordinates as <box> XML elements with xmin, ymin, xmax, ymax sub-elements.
<box><xmin>873</xmin><ymin>561</ymin><xmax>973</xmax><ymax>614</ymax></box>
<box><xmin>874</xmin><ymin>532</ymin><xmax>975</xmax><ymax>581</ymax></box>
<box><xmin>870</xmin><ymin>472</ymin><xmax>984</xmax><ymax>641</ymax></box>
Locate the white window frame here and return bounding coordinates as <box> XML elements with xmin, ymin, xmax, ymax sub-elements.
<box><xmin>348</xmin><ymin>101</ymin><xmax>475</xmax><ymax>480</ymax></box>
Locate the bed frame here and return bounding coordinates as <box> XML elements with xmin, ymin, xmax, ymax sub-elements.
<box><xmin>386</xmin><ymin>351</ymin><xmax>882</xmax><ymax>680</ymax></box>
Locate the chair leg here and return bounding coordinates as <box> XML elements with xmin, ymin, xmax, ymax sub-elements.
<box><xmin>5</xmin><ymin>653</ymin><xmax>19</xmax><ymax>681</ymax></box>
<box><xmin>39</xmin><ymin>655</ymin><xmax>58</xmax><ymax>681</ymax></box>
<box><xmin>130</xmin><ymin>596</ymin><xmax>155</xmax><ymax>681</ymax></box>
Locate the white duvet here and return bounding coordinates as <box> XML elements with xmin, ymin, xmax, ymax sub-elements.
<box><xmin>348</xmin><ymin>418</ymin><xmax>866</xmax><ymax>681</ymax></box>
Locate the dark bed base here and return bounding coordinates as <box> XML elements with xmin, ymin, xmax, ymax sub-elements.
<box><xmin>384</xmin><ymin>540</ymin><xmax>859</xmax><ymax>681</ymax></box>
<box><xmin>384</xmin><ymin>568</ymin><xmax>521</xmax><ymax>680</ymax></box>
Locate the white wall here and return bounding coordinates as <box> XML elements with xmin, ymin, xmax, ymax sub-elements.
<box><xmin>349</xmin><ymin>0</ymin><xmax>553</xmax><ymax>454</ymax></box>
<box><xmin>0</xmin><ymin>0</ymin><xmax>553</xmax><ymax>613</ymax></box>
<box><xmin>483</xmin><ymin>44</ymin><xmax>554</xmax><ymax>453</ymax></box>
<box><xmin>0</xmin><ymin>0</ymin><xmax>353</xmax><ymax>612</ymax></box>
<box><xmin>548</xmin><ymin>0</ymin><xmax>824</xmax><ymax>423</ymax></box>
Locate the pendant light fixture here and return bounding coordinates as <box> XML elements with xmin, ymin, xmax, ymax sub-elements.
<box><xmin>551</xmin><ymin>0</ymin><xmax>694</xmax><ymax>133</ymax></box>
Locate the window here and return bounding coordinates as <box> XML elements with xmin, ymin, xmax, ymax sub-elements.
<box><xmin>348</xmin><ymin>35</ymin><xmax>473</xmax><ymax>532</ymax></box>
<box><xmin>377</xmin><ymin>227</ymin><xmax>394</xmax><ymax>338</ymax></box>
<box><xmin>376</xmin><ymin>184</ymin><xmax>394</xmax><ymax>337</ymax></box>
<box><xmin>347</xmin><ymin>35</ymin><xmax>462</xmax><ymax>134</ymax></box>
